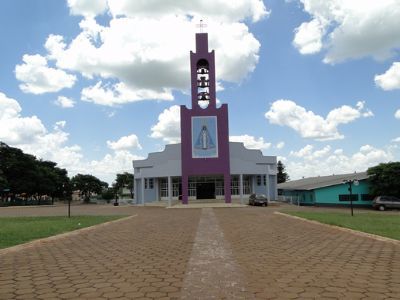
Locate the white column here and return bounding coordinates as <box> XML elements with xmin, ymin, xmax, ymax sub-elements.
<box><xmin>252</xmin><ymin>176</ymin><xmax>255</xmax><ymax>194</ymax></box>
<box><xmin>141</xmin><ymin>178</ymin><xmax>145</xmax><ymax>206</ymax></box>
<box><xmin>239</xmin><ymin>174</ymin><xmax>243</xmax><ymax>204</ymax></box>
<box><xmin>134</xmin><ymin>179</ymin><xmax>137</xmax><ymax>204</ymax></box>
<box><xmin>265</xmin><ymin>174</ymin><xmax>270</xmax><ymax>200</ymax></box>
<box><xmin>155</xmin><ymin>178</ymin><xmax>159</xmax><ymax>202</ymax></box>
<box><xmin>168</xmin><ymin>176</ymin><xmax>172</xmax><ymax>207</ymax></box>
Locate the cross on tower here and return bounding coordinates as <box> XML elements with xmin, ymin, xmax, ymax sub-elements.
<box><xmin>196</xmin><ymin>19</ymin><xmax>207</xmax><ymax>33</ymax></box>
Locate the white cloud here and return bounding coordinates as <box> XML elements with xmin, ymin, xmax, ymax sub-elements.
<box><xmin>287</xmin><ymin>144</ymin><xmax>393</xmax><ymax>180</ymax></box>
<box><xmin>395</xmin><ymin>109</ymin><xmax>400</xmax><ymax>119</ymax></box>
<box><xmin>230</xmin><ymin>135</ymin><xmax>271</xmax><ymax>150</ymax></box>
<box><xmin>392</xmin><ymin>137</ymin><xmax>400</xmax><ymax>143</ymax></box>
<box><xmin>107</xmin><ymin>134</ymin><xmax>142</xmax><ymax>151</ymax></box>
<box><xmin>54</xmin><ymin>96</ymin><xmax>75</xmax><ymax>108</ymax></box>
<box><xmin>107</xmin><ymin>0</ymin><xmax>268</xmax><ymax>22</ymax></box>
<box><xmin>81</xmin><ymin>81</ymin><xmax>173</xmax><ymax>106</ymax></box>
<box><xmin>265</xmin><ymin>99</ymin><xmax>373</xmax><ymax>141</ymax></box>
<box><xmin>150</xmin><ymin>105</ymin><xmax>181</xmax><ymax>144</ymax></box>
<box><xmin>293</xmin><ymin>18</ymin><xmax>326</xmax><ymax>54</ymax></box>
<box><xmin>375</xmin><ymin>62</ymin><xmax>400</xmax><ymax>91</ymax></box>
<box><xmin>31</xmin><ymin>2</ymin><xmax>265</xmax><ymax>106</ymax></box>
<box><xmin>276</xmin><ymin>141</ymin><xmax>285</xmax><ymax>149</ymax></box>
<box><xmin>0</xmin><ymin>92</ymin><xmax>46</xmax><ymax>144</ymax></box>
<box><xmin>0</xmin><ymin>92</ymin><xmax>145</xmax><ymax>184</ymax></box>
<box><xmin>67</xmin><ymin>0</ymin><xmax>108</xmax><ymax>17</ymax></box>
<box><xmin>293</xmin><ymin>0</ymin><xmax>400</xmax><ymax>63</ymax></box>
<box><xmin>87</xmin><ymin>150</ymin><xmax>143</xmax><ymax>184</ymax></box>
<box><xmin>15</xmin><ymin>54</ymin><xmax>76</xmax><ymax>94</ymax></box>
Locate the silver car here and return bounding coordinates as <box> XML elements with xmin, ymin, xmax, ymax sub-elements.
<box><xmin>372</xmin><ymin>196</ymin><xmax>400</xmax><ymax>211</ymax></box>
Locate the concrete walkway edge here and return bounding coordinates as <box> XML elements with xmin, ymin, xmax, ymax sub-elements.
<box><xmin>275</xmin><ymin>211</ymin><xmax>400</xmax><ymax>245</ymax></box>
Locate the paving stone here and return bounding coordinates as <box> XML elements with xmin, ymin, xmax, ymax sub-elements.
<box><xmin>0</xmin><ymin>205</ymin><xmax>399</xmax><ymax>299</ymax></box>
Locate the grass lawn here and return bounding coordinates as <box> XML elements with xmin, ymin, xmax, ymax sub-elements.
<box><xmin>283</xmin><ymin>211</ymin><xmax>400</xmax><ymax>241</ymax></box>
<box><xmin>0</xmin><ymin>215</ymin><xmax>124</xmax><ymax>249</ymax></box>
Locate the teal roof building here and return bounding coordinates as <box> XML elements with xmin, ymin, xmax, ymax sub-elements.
<box><xmin>278</xmin><ymin>172</ymin><xmax>373</xmax><ymax>207</ymax></box>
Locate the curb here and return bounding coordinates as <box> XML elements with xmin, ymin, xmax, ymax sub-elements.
<box><xmin>0</xmin><ymin>214</ymin><xmax>137</xmax><ymax>256</ymax></box>
<box><xmin>274</xmin><ymin>211</ymin><xmax>400</xmax><ymax>246</ymax></box>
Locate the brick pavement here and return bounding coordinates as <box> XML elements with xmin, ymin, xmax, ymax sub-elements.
<box><xmin>0</xmin><ymin>205</ymin><xmax>399</xmax><ymax>299</ymax></box>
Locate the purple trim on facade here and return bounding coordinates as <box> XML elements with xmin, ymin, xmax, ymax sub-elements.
<box><xmin>180</xmin><ymin>33</ymin><xmax>231</xmax><ymax>204</ymax></box>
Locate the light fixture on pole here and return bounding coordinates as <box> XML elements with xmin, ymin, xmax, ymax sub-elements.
<box><xmin>343</xmin><ymin>179</ymin><xmax>359</xmax><ymax>216</ymax></box>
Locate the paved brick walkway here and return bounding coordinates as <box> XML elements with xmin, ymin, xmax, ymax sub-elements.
<box><xmin>1</xmin><ymin>205</ymin><xmax>399</xmax><ymax>299</ymax></box>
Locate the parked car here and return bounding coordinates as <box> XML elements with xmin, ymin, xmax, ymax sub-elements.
<box><xmin>372</xmin><ymin>196</ymin><xmax>400</xmax><ymax>211</ymax></box>
<box><xmin>248</xmin><ymin>194</ymin><xmax>268</xmax><ymax>206</ymax></box>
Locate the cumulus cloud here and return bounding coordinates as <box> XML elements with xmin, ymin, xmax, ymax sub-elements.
<box><xmin>67</xmin><ymin>0</ymin><xmax>108</xmax><ymax>17</ymax></box>
<box><xmin>81</xmin><ymin>81</ymin><xmax>173</xmax><ymax>106</ymax></box>
<box><xmin>375</xmin><ymin>62</ymin><xmax>400</xmax><ymax>91</ymax></box>
<box><xmin>106</xmin><ymin>0</ymin><xmax>268</xmax><ymax>22</ymax></box>
<box><xmin>0</xmin><ymin>92</ymin><xmax>46</xmax><ymax>144</ymax></box>
<box><xmin>392</xmin><ymin>137</ymin><xmax>400</xmax><ymax>143</ymax></box>
<box><xmin>15</xmin><ymin>54</ymin><xmax>76</xmax><ymax>94</ymax></box>
<box><xmin>229</xmin><ymin>135</ymin><xmax>271</xmax><ymax>150</ymax></box>
<box><xmin>286</xmin><ymin>144</ymin><xmax>393</xmax><ymax>179</ymax></box>
<box><xmin>265</xmin><ymin>99</ymin><xmax>373</xmax><ymax>141</ymax></box>
<box><xmin>107</xmin><ymin>134</ymin><xmax>142</xmax><ymax>151</ymax></box>
<box><xmin>293</xmin><ymin>0</ymin><xmax>400</xmax><ymax>63</ymax></box>
<box><xmin>87</xmin><ymin>150</ymin><xmax>143</xmax><ymax>183</ymax></box>
<box><xmin>150</xmin><ymin>105</ymin><xmax>181</xmax><ymax>144</ymax></box>
<box><xmin>19</xmin><ymin>1</ymin><xmax>267</xmax><ymax>106</ymax></box>
<box><xmin>395</xmin><ymin>109</ymin><xmax>400</xmax><ymax>119</ymax></box>
<box><xmin>54</xmin><ymin>96</ymin><xmax>75</xmax><ymax>108</ymax></box>
<box><xmin>276</xmin><ymin>141</ymin><xmax>285</xmax><ymax>149</ymax></box>
<box><xmin>0</xmin><ymin>91</ymin><xmax>143</xmax><ymax>184</ymax></box>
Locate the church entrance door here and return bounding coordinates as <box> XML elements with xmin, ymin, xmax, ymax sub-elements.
<box><xmin>196</xmin><ymin>182</ymin><xmax>215</xmax><ymax>199</ymax></box>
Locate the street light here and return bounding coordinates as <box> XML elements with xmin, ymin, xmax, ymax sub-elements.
<box><xmin>63</xmin><ymin>183</ymin><xmax>71</xmax><ymax>218</ymax></box>
<box><xmin>343</xmin><ymin>179</ymin><xmax>359</xmax><ymax>216</ymax></box>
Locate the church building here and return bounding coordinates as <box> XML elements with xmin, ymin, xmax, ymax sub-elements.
<box><xmin>133</xmin><ymin>31</ymin><xmax>277</xmax><ymax>204</ymax></box>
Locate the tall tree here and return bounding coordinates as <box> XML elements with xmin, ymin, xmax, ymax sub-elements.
<box><xmin>277</xmin><ymin>160</ymin><xmax>289</xmax><ymax>184</ymax></box>
<box><xmin>0</xmin><ymin>142</ymin><xmax>69</xmax><ymax>202</ymax></box>
<box><xmin>367</xmin><ymin>162</ymin><xmax>400</xmax><ymax>197</ymax></box>
<box><xmin>115</xmin><ymin>172</ymin><xmax>134</xmax><ymax>198</ymax></box>
<box><xmin>71</xmin><ymin>174</ymin><xmax>108</xmax><ymax>203</ymax></box>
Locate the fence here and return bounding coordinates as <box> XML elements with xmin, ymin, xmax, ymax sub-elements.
<box><xmin>277</xmin><ymin>195</ymin><xmax>301</xmax><ymax>206</ymax></box>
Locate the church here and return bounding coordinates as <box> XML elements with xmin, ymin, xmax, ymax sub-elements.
<box><xmin>133</xmin><ymin>31</ymin><xmax>277</xmax><ymax>205</ymax></box>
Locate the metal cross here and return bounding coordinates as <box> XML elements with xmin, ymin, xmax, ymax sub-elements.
<box><xmin>196</xmin><ymin>19</ymin><xmax>207</xmax><ymax>33</ymax></box>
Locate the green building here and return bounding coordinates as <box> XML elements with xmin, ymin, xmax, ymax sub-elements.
<box><xmin>278</xmin><ymin>172</ymin><xmax>374</xmax><ymax>207</ymax></box>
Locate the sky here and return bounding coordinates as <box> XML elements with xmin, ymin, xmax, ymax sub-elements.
<box><xmin>0</xmin><ymin>0</ymin><xmax>399</xmax><ymax>184</ymax></box>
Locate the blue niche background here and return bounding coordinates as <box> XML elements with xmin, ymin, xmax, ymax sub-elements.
<box><xmin>192</xmin><ymin>116</ymin><xmax>218</xmax><ymax>158</ymax></box>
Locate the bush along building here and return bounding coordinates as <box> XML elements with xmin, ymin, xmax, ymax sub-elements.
<box><xmin>278</xmin><ymin>172</ymin><xmax>374</xmax><ymax>207</ymax></box>
<box><xmin>132</xmin><ymin>31</ymin><xmax>277</xmax><ymax>204</ymax></box>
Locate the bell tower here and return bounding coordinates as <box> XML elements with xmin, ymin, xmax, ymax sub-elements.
<box><xmin>180</xmin><ymin>31</ymin><xmax>231</xmax><ymax>204</ymax></box>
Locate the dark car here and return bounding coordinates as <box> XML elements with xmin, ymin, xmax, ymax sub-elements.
<box><xmin>372</xmin><ymin>196</ymin><xmax>400</xmax><ymax>211</ymax></box>
<box><xmin>248</xmin><ymin>194</ymin><xmax>268</xmax><ymax>206</ymax></box>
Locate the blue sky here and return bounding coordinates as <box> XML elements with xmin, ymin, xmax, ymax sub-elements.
<box><xmin>0</xmin><ymin>0</ymin><xmax>399</xmax><ymax>183</ymax></box>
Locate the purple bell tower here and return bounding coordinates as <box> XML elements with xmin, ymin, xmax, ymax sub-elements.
<box><xmin>180</xmin><ymin>32</ymin><xmax>231</xmax><ymax>204</ymax></box>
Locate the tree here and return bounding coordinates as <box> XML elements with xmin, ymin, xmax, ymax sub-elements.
<box><xmin>0</xmin><ymin>142</ymin><xmax>70</xmax><ymax>204</ymax></box>
<box><xmin>115</xmin><ymin>172</ymin><xmax>134</xmax><ymax>198</ymax></box>
<box><xmin>71</xmin><ymin>174</ymin><xmax>108</xmax><ymax>203</ymax></box>
<box><xmin>277</xmin><ymin>160</ymin><xmax>289</xmax><ymax>183</ymax></box>
<box><xmin>367</xmin><ymin>162</ymin><xmax>400</xmax><ymax>198</ymax></box>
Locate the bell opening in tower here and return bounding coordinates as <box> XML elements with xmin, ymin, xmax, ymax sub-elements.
<box><xmin>196</xmin><ymin>59</ymin><xmax>210</xmax><ymax>109</ymax></box>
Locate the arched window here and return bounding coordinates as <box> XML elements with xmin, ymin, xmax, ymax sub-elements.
<box><xmin>196</xmin><ymin>59</ymin><xmax>210</xmax><ymax>108</ymax></box>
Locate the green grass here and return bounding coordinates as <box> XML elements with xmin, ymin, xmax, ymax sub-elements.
<box><xmin>0</xmin><ymin>215</ymin><xmax>124</xmax><ymax>249</ymax></box>
<box><xmin>283</xmin><ymin>211</ymin><xmax>400</xmax><ymax>241</ymax></box>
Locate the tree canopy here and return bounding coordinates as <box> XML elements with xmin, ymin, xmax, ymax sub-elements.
<box><xmin>277</xmin><ymin>160</ymin><xmax>289</xmax><ymax>184</ymax></box>
<box><xmin>71</xmin><ymin>174</ymin><xmax>108</xmax><ymax>202</ymax></box>
<box><xmin>0</xmin><ymin>142</ymin><xmax>69</xmax><ymax>201</ymax></box>
<box><xmin>367</xmin><ymin>162</ymin><xmax>400</xmax><ymax>198</ymax></box>
<box><xmin>114</xmin><ymin>172</ymin><xmax>134</xmax><ymax>198</ymax></box>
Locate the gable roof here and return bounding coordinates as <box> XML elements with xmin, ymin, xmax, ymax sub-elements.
<box><xmin>277</xmin><ymin>172</ymin><xmax>369</xmax><ymax>191</ymax></box>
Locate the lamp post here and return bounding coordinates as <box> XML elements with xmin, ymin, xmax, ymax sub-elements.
<box><xmin>343</xmin><ymin>179</ymin><xmax>359</xmax><ymax>216</ymax></box>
